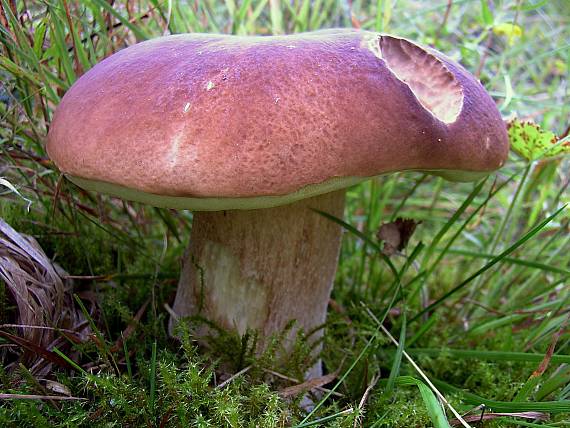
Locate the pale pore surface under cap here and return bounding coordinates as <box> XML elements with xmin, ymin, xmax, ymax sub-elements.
<box><xmin>68</xmin><ymin>168</ymin><xmax>487</xmax><ymax>210</ymax></box>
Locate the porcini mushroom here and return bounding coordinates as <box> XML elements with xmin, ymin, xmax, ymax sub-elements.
<box><xmin>47</xmin><ymin>29</ymin><xmax>509</xmax><ymax>378</ymax></box>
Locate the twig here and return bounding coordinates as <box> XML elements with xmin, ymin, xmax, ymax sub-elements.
<box><xmin>450</xmin><ymin>411</ymin><xmax>548</xmax><ymax>425</ymax></box>
<box><xmin>215</xmin><ymin>365</ymin><xmax>251</xmax><ymax>389</ymax></box>
<box><xmin>263</xmin><ymin>369</ymin><xmax>344</xmax><ymax>397</ymax></box>
<box><xmin>475</xmin><ymin>36</ymin><xmax>493</xmax><ymax>78</ymax></box>
<box><xmin>163</xmin><ymin>0</ymin><xmax>172</xmax><ymax>36</ymax></box>
<box><xmin>0</xmin><ymin>324</ymin><xmax>82</xmax><ymax>335</ymax></box>
<box><xmin>527</xmin><ymin>314</ymin><xmax>568</xmax><ymax>370</ymax></box>
<box><xmin>278</xmin><ymin>371</ymin><xmax>338</xmax><ymax>398</ymax></box>
<box><xmin>434</xmin><ymin>0</ymin><xmax>453</xmax><ymax>45</ymax></box>
<box><xmin>0</xmin><ymin>393</ymin><xmax>85</xmax><ymax>401</ymax></box>
<box><xmin>353</xmin><ymin>374</ymin><xmax>379</xmax><ymax>428</ymax></box>
<box><xmin>163</xmin><ymin>303</ymin><xmax>179</xmax><ymax>321</ymax></box>
<box><xmin>62</xmin><ymin>0</ymin><xmax>84</xmax><ymax>75</ymax></box>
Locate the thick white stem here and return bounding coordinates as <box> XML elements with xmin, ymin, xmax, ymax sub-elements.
<box><xmin>171</xmin><ymin>190</ymin><xmax>346</xmax><ymax>377</ymax></box>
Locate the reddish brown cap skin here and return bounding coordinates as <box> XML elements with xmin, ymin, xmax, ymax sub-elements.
<box><xmin>47</xmin><ymin>29</ymin><xmax>509</xmax><ymax>199</ymax></box>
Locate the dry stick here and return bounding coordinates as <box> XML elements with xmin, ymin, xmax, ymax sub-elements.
<box><xmin>0</xmin><ymin>324</ymin><xmax>81</xmax><ymax>335</ymax></box>
<box><xmin>163</xmin><ymin>303</ymin><xmax>178</xmax><ymax>322</ymax></box>
<box><xmin>215</xmin><ymin>365</ymin><xmax>252</xmax><ymax>389</ymax></box>
<box><xmin>51</xmin><ymin>4</ymin><xmax>156</xmax><ymax>56</ymax></box>
<box><xmin>110</xmin><ymin>298</ymin><xmax>150</xmax><ymax>353</ymax></box>
<box><xmin>278</xmin><ymin>371</ymin><xmax>338</xmax><ymax>398</ymax></box>
<box><xmin>529</xmin><ymin>314</ymin><xmax>568</xmax><ymax>373</ymax></box>
<box><xmin>451</xmin><ymin>411</ymin><xmax>548</xmax><ymax>426</ymax></box>
<box><xmin>561</xmin><ymin>123</ymin><xmax>570</xmax><ymax>139</ymax></box>
<box><xmin>18</xmin><ymin>0</ymin><xmax>28</xmax><ymax>29</ymax></box>
<box><xmin>0</xmin><ymin>5</ymin><xmax>51</xmax><ymax>133</ymax></box>
<box><xmin>0</xmin><ymin>393</ymin><xmax>85</xmax><ymax>401</ymax></box>
<box><xmin>163</xmin><ymin>0</ymin><xmax>173</xmax><ymax>35</ymax></box>
<box><xmin>62</xmin><ymin>0</ymin><xmax>84</xmax><ymax>76</ymax></box>
<box><xmin>364</xmin><ymin>306</ymin><xmax>473</xmax><ymax>428</ymax></box>
<box><xmin>263</xmin><ymin>369</ymin><xmax>344</xmax><ymax>397</ymax></box>
<box><xmin>434</xmin><ymin>0</ymin><xmax>453</xmax><ymax>45</ymax></box>
<box><xmin>0</xmin><ymin>4</ymin><xmax>11</xmax><ymax>36</ymax></box>
<box><xmin>15</xmin><ymin>362</ymin><xmax>59</xmax><ymax>410</ymax></box>
<box><xmin>353</xmin><ymin>374</ymin><xmax>379</xmax><ymax>428</ymax></box>
<box><xmin>475</xmin><ymin>36</ymin><xmax>493</xmax><ymax>78</ymax></box>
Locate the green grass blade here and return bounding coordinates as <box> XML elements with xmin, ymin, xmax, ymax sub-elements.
<box><xmin>296</xmin><ymin>328</ymin><xmax>380</xmax><ymax>426</ymax></box>
<box><xmin>433</xmin><ymin>378</ymin><xmax>570</xmax><ymax>413</ymax></box>
<box><xmin>411</xmin><ymin>204</ymin><xmax>567</xmax><ymax>322</ymax></box>
<box><xmin>441</xmin><ymin>248</ymin><xmax>570</xmax><ymax>275</ymax></box>
<box><xmin>385</xmin><ymin>314</ymin><xmax>406</xmax><ymax>394</ymax></box>
<box><xmin>48</xmin><ymin>5</ymin><xmax>77</xmax><ymax>84</ymax></box>
<box><xmin>314</xmin><ymin>208</ymin><xmax>400</xmax><ymax>281</ymax></box>
<box><xmin>396</xmin><ymin>376</ymin><xmax>452</xmax><ymax>428</ymax></box>
<box><xmin>269</xmin><ymin>0</ymin><xmax>283</xmax><ymax>34</ymax></box>
<box><xmin>408</xmin><ymin>348</ymin><xmax>570</xmax><ymax>364</ymax></box>
<box><xmin>89</xmin><ymin>0</ymin><xmax>149</xmax><ymax>40</ymax></box>
<box><xmin>149</xmin><ymin>340</ymin><xmax>157</xmax><ymax>418</ymax></box>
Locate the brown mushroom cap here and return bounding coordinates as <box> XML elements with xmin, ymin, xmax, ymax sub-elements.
<box><xmin>47</xmin><ymin>29</ymin><xmax>509</xmax><ymax>210</ymax></box>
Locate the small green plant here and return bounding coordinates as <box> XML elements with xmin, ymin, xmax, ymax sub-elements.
<box><xmin>508</xmin><ymin>119</ymin><xmax>569</xmax><ymax>161</ymax></box>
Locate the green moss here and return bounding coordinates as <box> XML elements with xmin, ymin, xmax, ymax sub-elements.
<box><xmin>365</xmin><ymin>389</ymin><xmax>432</xmax><ymax>427</ymax></box>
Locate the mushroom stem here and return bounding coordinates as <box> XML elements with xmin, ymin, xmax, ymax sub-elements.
<box><xmin>171</xmin><ymin>190</ymin><xmax>346</xmax><ymax>377</ymax></box>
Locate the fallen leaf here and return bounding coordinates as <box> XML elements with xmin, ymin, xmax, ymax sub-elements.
<box><xmin>376</xmin><ymin>218</ymin><xmax>420</xmax><ymax>256</ymax></box>
<box><xmin>278</xmin><ymin>372</ymin><xmax>337</xmax><ymax>398</ymax></box>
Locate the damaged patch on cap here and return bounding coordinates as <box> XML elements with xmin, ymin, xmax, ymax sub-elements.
<box><xmin>378</xmin><ymin>35</ymin><xmax>463</xmax><ymax>124</ymax></box>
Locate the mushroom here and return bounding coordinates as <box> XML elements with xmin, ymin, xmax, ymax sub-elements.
<box><xmin>47</xmin><ymin>29</ymin><xmax>509</xmax><ymax>378</ymax></box>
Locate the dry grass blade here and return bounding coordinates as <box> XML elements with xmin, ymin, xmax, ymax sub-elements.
<box><xmin>110</xmin><ymin>298</ymin><xmax>149</xmax><ymax>353</ymax></box>
<box><xmin>353</xmin><ymin>374</ymin><xmax>380</xmax><ymax>428</ymax></box>
<box><xmin>0</xmin><ymin>217</ymin><xmax>90</xmax><ymax>375</ymax></box>
<box><xmin>263</xmin><ymin>368</ymin><xmax>344</xmax><ymax>397</ymax></box>
<box><xmin>0</xmin><ymin>330</ymin><xmax>74</xmax><ymax>370</ymax></box>
<box><xmin>531</xmin><ymin>315</ymin><xmax>568</xmax><ymax>377</ymax></box>
<box><xmin>450</xmin><ymin>411</ymin><xmax>549</xmax><ymax>425</ymax></box>
<box><xmin>364</xmin><ymin>305</ymin><xmax>471</xmax><ymax>428</ymax></box>
<box><xmin>278</xmin><ymin>371</ymin><xmax>338</xmax><ymax>398</ymax></box>
<box><xmin>0</xmin><ymin>393</ymin><xmax>86</xmax><ymax>401</ymax></box>
<box><xmin>215</xmin><ymin>365</ymin><xmax>252</xmax><ymax>390</ymax></box>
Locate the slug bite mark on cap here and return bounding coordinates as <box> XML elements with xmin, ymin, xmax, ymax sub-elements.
<box><xmin>378</xmin><ymin>35</ymin><xmax>464</xmax><ymax>124</ymax></box>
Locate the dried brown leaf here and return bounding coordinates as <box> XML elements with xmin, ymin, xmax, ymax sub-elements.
<box><xmin>376</xmin><ymin>217</ymin><xmax>421</xmax><ymax>256</ymax></box>
<box><xmin>0</xmin><ymin>217</ymin><xmax>91</xmax><ymax>375</ymax></box>
<box><xmin>278</xmin><ymin>371</ymin><xmax>337</xmax><ymax>398</ymax></box>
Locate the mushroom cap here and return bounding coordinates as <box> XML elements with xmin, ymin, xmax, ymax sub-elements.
<box><xmin>47</xmin><ymin>29</ymin><xmax>509</xmax><ymax>210</ymax></box>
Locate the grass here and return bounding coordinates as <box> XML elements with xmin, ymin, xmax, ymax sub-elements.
<box><xmin>1</xmin><ymin>0</ymin><xmax>569</xmax><ymax>426</ymax></box>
